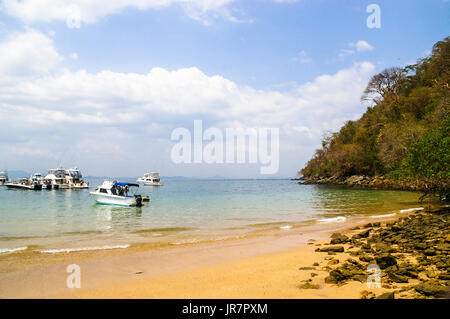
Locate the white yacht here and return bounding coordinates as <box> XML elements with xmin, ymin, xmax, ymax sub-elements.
<box><xmin>90</xmin><ymin>181</ymin><xmax>143</xmax><ymax>207</ymax></box>
<box><xmin>30</xmin><ymin>173</ymin><xmax>45</xmax><ymax>189</ymax></box>
<box><xmin>137</xmin><ymin>172</ymin><xmax>163</xmax><ymax>186</ymax></box>
<box><xmin>66</xmin><ymin>167</ymin><xmax>89</xmax><ymax>189</ymax></box>
<box><xmin>44</xmin><ymin>168</ymin><xmax>69</xmax><ymax>190</ymax></box>
<box><xmin>0</xmin><ymin>170</ymin><xmax>8</xmax><ymax>185</ymax></box>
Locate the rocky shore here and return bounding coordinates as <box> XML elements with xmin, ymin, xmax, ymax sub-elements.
<box><xmin>298</xmin><ymin>175</ymin><xmax>448</xmax><ymax>195</ymax></box>
<box><xmin>298</xmin><ymin>207</ymin><xmax>450</xmax><ymax>299</ymax></box>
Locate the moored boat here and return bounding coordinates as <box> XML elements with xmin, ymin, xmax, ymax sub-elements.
<box><xmin>66</xmin><ymin>167</ymin><xmax>89</xmax><ymax>189</ymax></box>
<box><xmin>5</xmin><ymin>177</ymin><xmax>42</xmax><ymax>190</ymax></box>
<box><xmin>90</xmin><ymin>181</ymin><xmax>143</xmax><ymax>206</ymax></box>
<box><xmin>0</xmin><ymin>170</ymin><xmax>8</xmax><ymax>185</ymax></box>
<box><xmin>137</xmin><ymin>172</ymin><xmax>163</xmax><ymax>186</ymax></box>
<box><xmin>44</xmin><ymin>168</ymin><xmax>69</xmax><ymax>190</ymax></box>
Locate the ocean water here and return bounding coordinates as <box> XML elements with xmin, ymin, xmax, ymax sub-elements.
<box><xmin>0</xmin><ymin>178</ymin><xmax>423</xmax><ymax>253</ymax></box>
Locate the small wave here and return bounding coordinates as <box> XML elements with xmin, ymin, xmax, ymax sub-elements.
<box><xmin>370</xmin><ymin>213</ymin><xmax>396</xmax><ymax>218</ymax></box>
<box><xmin>132</xmin><ymin>227</ymin><xmax>195</xmax><ymax>234</ymax></box>
<box><xmin>279</xmin><ymin>225</ymin><xmax>293</xmax><ymax>229</ymax></box>
<box><xmin>399</xmin><ymin>207</ymin><xmax>424</xmax><ymax>213</ymax></box>
<box><xmin>247</xmin><ymin>222</ymin><xmax>287</xmax><ymax>228</ymax></box>
<box><xmin>171</xmin><ymin>239</ymin><xmax>199</xmax><ymax>245</ymax></box>
<box><xmin>39</xmin><ymin>244</ymin><xmax>130</xmax><ymax>253</ymax></box>
<box><xmin>0</xmin><ymin>246</ymin><xmax>28</xmax><ymax>254</ymax></box>
<box><xmin>61</xmin><ymin>230</ymin><xmax>103</xmax><ymax>236</ymax></box>
<box><xmin>317</xmin><ymin>216</ymin><xmax>347</xmax><ymax>223</ymax></box>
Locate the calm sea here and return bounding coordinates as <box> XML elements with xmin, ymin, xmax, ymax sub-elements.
<box><xmin>0</xmin><ymin>178</ymin><xmax>423</xmax><ymax>253</ymax></box>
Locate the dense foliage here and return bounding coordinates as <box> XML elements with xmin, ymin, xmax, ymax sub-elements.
<box><xmin>300</xmin><ymin>37</ymin><xmax>449</xmax><ymax>191</ymax></box>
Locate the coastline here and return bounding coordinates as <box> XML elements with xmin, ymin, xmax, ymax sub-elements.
<box><xmin>3</xmin><ymin>206</ymin><xmax>447</xmax><ymax>299</ymax></box>
<box><xmin>298</xmin><ymin>175</ymin><xmax>448</xmax><ymax>194</ymax></box>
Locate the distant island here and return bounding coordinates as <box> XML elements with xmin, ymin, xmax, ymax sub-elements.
<box><xmin>299</xmin><ymin>37</ymin><xmax>449</xmax><ymax>201</ymax></box>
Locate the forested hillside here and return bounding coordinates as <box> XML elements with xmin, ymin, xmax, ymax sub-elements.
<box><xmin>300</xmin><ymin>37</ymin><xmax>449</xmax><ymax>197</ymax></box>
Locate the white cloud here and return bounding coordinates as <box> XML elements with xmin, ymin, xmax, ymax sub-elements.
<box><xmin>291</xmin><ymin>50</ymin><xmax>313</xmax><ymax>63</ymax></box>
<box><xmin>339</xmin><ymin>40</ymin><xmax>374</xmax><ymax>57</ymax></box>
<box><xmin>1</xmin><ymin>61</ymin><xmax>375</xmax><ymax>144</ymax></box>
<box><xmin>69</xmin><ymin>52</ymin><xmax>79</xmax><ymax>60</ymax></box>
<box><xmin>0</xmin><ymin>28</ymin><xmax>62</xmax><ymax>78</ymax></box>
<box><xmin>1</xmin><ymin>0</ymin><xmax>243</xmax><ymax>25</ymax></box>
<box><xmin>353</xmin><ymin>40</ymin><xmax>374</xmax><ymax>52</ymax></box>
<box><xmin>0</xmin><ymin>29</ymin><xmax>375</xmax><ymax>176</ymax></box>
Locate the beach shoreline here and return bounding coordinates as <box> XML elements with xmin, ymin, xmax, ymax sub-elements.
<box><xmin>0</xmin><ymin>208</ymin><xmax>426</xmax><ymax>299</ymax></box>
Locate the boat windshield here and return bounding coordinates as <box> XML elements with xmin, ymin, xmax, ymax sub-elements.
<box><xmin>112</xmin><ymin>182</ymin><xmax>139</xmax><ymax>196</ymax></box>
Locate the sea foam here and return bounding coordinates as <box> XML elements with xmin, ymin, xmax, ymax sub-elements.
<box><xmin>369</xmin><ymin>213</ymin><xmax>396</xmax><ymax>218</ymax></box>
<box><xmin>39</xmin><ymin>244</ymin><xmax>130</xmax><ymax>253</ymax></box>
<box><xmin>317</xmin><ymin>216</ymin><xmax>347</xmax><ymax>223</ymax></box>
<box><xmin>0</xmin><ymin>246</ymin><xmax>28</xmax><ymax>254</ymax></box>
<box><xmin>399</xmin><ymin>207</ymin><xmax>424</xmax><ymax>213</ymax></box>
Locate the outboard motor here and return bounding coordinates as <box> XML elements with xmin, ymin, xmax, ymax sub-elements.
<box><xmin>135</xmin><ymin>195</ymin><xmax>143</xmax><ymax>207</ymax></box>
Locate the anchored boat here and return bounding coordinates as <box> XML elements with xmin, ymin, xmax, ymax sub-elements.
<box><xmin>0</xmin><ymin>170</ymin><xmax>8</xmax><ymax>185</ymax></box>
<box><xmin>44</xmin><ymin>168</ymin><xmax>69</xmax><ymax>189</ymax></box>
<box><xmin>137</xmin><ymin>172</ymin><xmax>163</xmax><ymax>186</ymax></box>
<box><xmin>5</xmin><ymin>177</ymin><xmax>42</xmax><ymax>190</ymax></box>
<box><xmin>90</xmin><ymin>181</ymin><xmax>143</xmax><ymax>207</ymax></box>
<box><xmin>66</xmin><ymin>167</ymin><xmax>89</xmax><ymax>189</ymax></box>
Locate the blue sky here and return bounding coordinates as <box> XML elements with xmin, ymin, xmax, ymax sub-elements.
<box><xmin>0</xmin><ymin>0</ymin><xmax>448</xmax><ymax>178</ymax></box>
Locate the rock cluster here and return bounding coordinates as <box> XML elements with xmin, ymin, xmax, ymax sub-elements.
<box><xmin>312</xmin><ymin>207</ymin><xmax>450</xmax><ymax>298</ymax></box>
<box><xmin>299</xmin><ymin>175</ymin><xmax>444</xmax><ymax>193</ymax></box>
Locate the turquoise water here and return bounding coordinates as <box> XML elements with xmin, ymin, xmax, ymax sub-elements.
<box><xmin>0</xmin><ymin>178</ymin><xmax>422</xmax><ymax>251</ymax></box>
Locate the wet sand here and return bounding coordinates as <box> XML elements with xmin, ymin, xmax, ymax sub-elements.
<box><xmin>0</xmin><ymin>215</ymin><xmax>404</xmax><ymax>299</ymax></box>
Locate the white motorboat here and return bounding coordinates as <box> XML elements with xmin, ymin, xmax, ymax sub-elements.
<box><xmin>30</xmin><ymin>172</ymin><xmax>45</xmax><ymax>189</ymax></box>
<box><xmin>66</xmin><ymin>167</ymin><xmax>89</xmax><ymax>189</ymax></box>
<box><xmin>90</xmin><ymin>181</ymin><xmax>143</xmax><ymax>207</ymax></box>
<box><xmin>0</xmin><ymin>170</ymin><xmax>8</xmax><ymax>185</ymax></box>
<box><xmin>137</xmin><ymin>172</ymin><xmax>163</xmax><ymax>186</ymax></box>
<box><xmin>5</xmin><ymin>177</ymin><xmax>42</xmax><ymax>190</ymax></box>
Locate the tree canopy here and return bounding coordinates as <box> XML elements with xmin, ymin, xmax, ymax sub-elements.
<box><xmin>300</xmin><ymin>37</ymin><xmax>449</xmax><ymax>195</ymax></box>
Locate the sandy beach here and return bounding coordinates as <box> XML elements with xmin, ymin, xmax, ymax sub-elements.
<box><xmin>0</xmin><ymin>213</ymin><xmax>409</xmax><ymax>299</ymax></box>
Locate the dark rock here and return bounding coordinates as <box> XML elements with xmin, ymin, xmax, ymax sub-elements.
<box><xmin>414</xmin><ymin>243</ymin><xmax>428</xmax><ymax>250</ymax></box>
<box><xmin>438</xmin><ymin>273</ymin><xmax>450</xmax><ymax>280</ymax></box>
<box><xmin>423</xmin><ymin>249</ymin><xmax>436</xmax><ymax>256</ymax></box>
<box><xmin>327</xmin><ymin>259</ymin><xmax>339</xmax><ymax>266</ymax></box>
<box><xmin>330</xmin><ymin>233</ymin><xmax>349</xmax><ymax>244</ymax></box>
<box><xmin>388</xmin><ymin>272</ymin><xmax>409</xmax><ymax>283</ymax></box>
<box><xmin>376</xmin><ymin>292</ymin><xmax>395</xmax><ymax>299</ymax></box>
<box><xmin>375</xmin><ymin>254</ymin><xmax>397</xmax><ymax>269</ymax></box>
<box><xmin>352</xmin><ymin>274</ymin><xmax>367</xmax><ymax>282</ymax></box>
<box><xmin>318</xmin><ymin>246</ymin><xmax>345</xmax><ymax>253</ymax></box>
<box><xmin>298</xmin><ymin>282</ymin><xmax>319</xmax><ymax>289</ymax></box>
<box><xmin>299</xmin><ymin>267</ymin><xmax>315</xmax><ymax>270</ymax></box>
<box><xmin>352</xmin><ymin>230</ymin><xmax>370</xmax><ymax>240</ymax></box>
<box><xmin>359</xmin><ymin>256</ymin><xmax>374</xmax><ymax>263</ymax></box>
<box><xmin>414</xmin><ymin>283</ymin><xmax>448</xmax><ymax>297</ymax></box>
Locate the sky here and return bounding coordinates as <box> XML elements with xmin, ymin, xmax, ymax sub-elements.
<box><xmin>0</xmin><ymin>0</ymin><xmax>448</xmax><ymax>178</ymax></box>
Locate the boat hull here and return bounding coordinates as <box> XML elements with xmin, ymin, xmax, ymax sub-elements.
<box><xmin>90</xmin><ymin>192</ymin><xmax>137</xmax><ymax>206</ymax></box>
<box><xmin>5</xmin><ymin>183</ymin><xmax>41</xmax><ymax>190</ymax></box>
<box><xmin>142</xmin><ymin>182</ymin><xmax>163</xmax><ymax>186</ymax></box>
<box><xmin>70</xmin><ymin>184</ymin><xmax>89</xmax><ymax>189</ymax></box>
<box><xmin>53</xmin><ymin>184</ymin><xmax>69</xmax><ymax>190</ymax></box>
